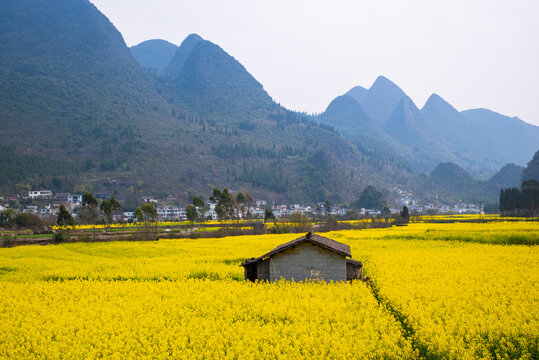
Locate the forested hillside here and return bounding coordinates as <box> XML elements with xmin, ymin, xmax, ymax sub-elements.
<box><xmin>0</xmin><ymin>0</ymin><xmax>418</xmax><ymax>206</ymax></box>
<box><xmin>417</xmin><ymin>161</ymin><xmax>526</xmax><ymax>204</ymax></box>
<box><xmin>1</xmin><ymin>0</ymin><xmax>535</xmax><ymax>207</ymax></box>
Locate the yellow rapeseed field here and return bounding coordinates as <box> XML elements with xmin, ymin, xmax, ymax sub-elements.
<box><xmin>1</xmin><ymin>222</ymin><xmax>537</xmax><ymax>359</ymax></box>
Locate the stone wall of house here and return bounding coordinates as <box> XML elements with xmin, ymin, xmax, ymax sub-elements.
<box><xmin>268</xmin><ymin>242</ymin><xmax>346</xmax><ymax>282</ymax></box>
<box><xmin>257</xmin><ymin>259</ymin><xmax>270</xmax><ymax>281</ymax></box>
<box><xmin>346</xmin><ymin>262</ymin><xmax>362</xmax><ymax>280</ymax></box>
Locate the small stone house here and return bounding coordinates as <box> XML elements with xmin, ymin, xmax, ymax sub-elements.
<box><xmin>241</xmin><ymin>232</ymin><xmax>362</xmax><ymax>282</ymax></box>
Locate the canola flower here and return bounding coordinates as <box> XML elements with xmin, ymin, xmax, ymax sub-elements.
<box><xmin>52</xmin><ymin>219</ymin><xmax>264</xmax><ymax>231</ymax></box>
<box><xmin>329</xmin><ymin>227</ymin><xmax>538</xmax><ymax>359</ymax></box>
<box><xmin>364</xmin><ymin>240</ymin><xmax>538</xmax><ymax>359</ymax></box>
<box><xmin>0</xmin><ymin>222</ymin><xmax>537</xmax><ymax>359</ymax></box>
<box><xmin>410</xmin><ymin>214</ymin><xmax>532</xmax><ymax>222</ymax></box>
<box><xmin>0</xmin><ymin>280</ymin><xmax>413</xmax><ymax>359</ymax></box>
<box><xmin>51</xmin><ymin>214</ymin><xmax>532</xmax><ymax>232</ymax></box>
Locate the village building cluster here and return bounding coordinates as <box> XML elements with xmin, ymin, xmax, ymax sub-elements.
<box><xmin>0</xmin><ymin>188</ymin><xmax>483</xmax><ymax>223</ymax></box>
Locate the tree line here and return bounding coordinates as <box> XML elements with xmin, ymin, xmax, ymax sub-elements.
<box><xmin>499</xmin><ymin>180</ymin><xmax>539</xmax><ymax>217</ymax></box>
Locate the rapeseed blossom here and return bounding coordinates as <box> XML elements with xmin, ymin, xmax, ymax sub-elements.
<box><xmin>0</xmin><ymin>222</ymin><xmax>537</xmax><ymax>359</ymax></box>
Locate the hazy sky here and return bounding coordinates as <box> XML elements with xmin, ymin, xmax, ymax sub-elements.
<box><xmin>91</xmin><ymin>0</ymin><xmax>539</xmax><ymax>125</ymax></box>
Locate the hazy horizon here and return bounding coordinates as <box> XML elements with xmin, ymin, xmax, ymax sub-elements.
<box><xmin>91</xmin><ymin>0</ymin><xmax>539</xmax><ymax>126</ymax></box>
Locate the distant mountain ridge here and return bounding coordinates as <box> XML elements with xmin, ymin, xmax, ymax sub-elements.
<box><xmin>317</xmin><ymin>76</ymin><xmax>539</xmax><ymax>178</ymax></box>
<box><xmin>427</xmin><ymin>162</ymin><xmax>481</xmax><ymax>203</ymax></box>
<box><xmin>346</xmin><ymin>76</ymin><xmax>406</xmax><ymax>124</ymax></box>
<box><xmin>160</xmin><ymin>34</ymin><xmax>203</xmax><ymax>79</ymax></box>
<box><xmin>461</xmin><ymin>109</ymin><xmax>539</xmax><ymax>167</ymax></box>
<box><xmin>130</xmin><ymin>39</ymin><xmax>177</xmax><ymax>72</ymax></box>
<box><xmin>424</xmin><ymin>161</ymin><xmax>525</xmax><ymax>204</ymax></box>
<box><xmin>486</xmin><ymin>163</ymin><xmax>524</xmax><ymax>190</ymax></box>
<box><xmin>168</xmin><ymin>38</ymin><xmax>275</xmax><ymax>116</ymax></box>
<box><xmin>1</xmin><ymin>0</ymin><xmax>536</xmax><ymax>208</ymax></box>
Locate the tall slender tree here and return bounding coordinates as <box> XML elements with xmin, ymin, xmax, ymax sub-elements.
<box><xmin>186</xmin><ymin>204</ymin><xmax>197</xmax><ymax>223</ymax></box>
<box><xmin>100</xmin><ymin>200</ymin><xmax>112</xmax><ymax>224</ymax></box>
<box><xmin>82</xmin><ymin>192</ymin><xmax>98</xmax><ymax>240</ymax></box>
<box><xmin>193</xmin><ymin>196</ymin><xmax>205</xmax><ymax>221</ymax></box>
<box><xmin>57</xmin><ymin>205</ymin><xmax>74</xmax><ymax>227</ymax></box>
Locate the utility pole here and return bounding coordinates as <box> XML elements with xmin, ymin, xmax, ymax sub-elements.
<box><xmin>478</xmin><ymin>200</ymin><xmax>482</xmax><ymax>220</ymax></box>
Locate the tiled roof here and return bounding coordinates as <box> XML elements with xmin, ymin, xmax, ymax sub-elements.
<box><xmin>346</xmin><ymin>259</ymin><xmax>363</xmax><ymax>267</ymax></box>
<box><xmin>241</xmin><ymin>232</ymin><xmax>352</xmax><ymax>266</ymax></box>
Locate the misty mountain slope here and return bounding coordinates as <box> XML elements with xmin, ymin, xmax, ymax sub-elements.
<box><xmin>318</xmin><ymin>95</ymin><xmax>384</xmax><ymax>139</ymax></box>
<box><xmin>339</xmin><ymin>78</ymin><xmax>463</xmax><ymax>172</ymax></box>
<box><xmin>462</xmin><ymin>109</ymin><xmax>539</xmax><ymax>166</ymax></box>
<box><xmin>318</xmin><ymin>83</ymin><xmax>456</xmax><ymax>173</ymax></box>
<box><xmin>426</xmin><ymin>162</ymin><xmax>482</xmax><ymax>203</ymax></box>
<box><xmin>321</xmin><ymin>73</ymin><xmax>539</xmax><ymax>179</ymax></box>
<box><xmin>0</xmin><ymin>0</ymin><xmax>175</xmax><ymax>187</ymax></box>
<box><xmin>160</xmin><ymin>34</ymin><xmax>203</xmax><ymax>79</ymax></box>
<box><xmin>418</xmin><ymin>161</ymin><xmax>527</xmax><ymax>204</ymax></box>
<box><xmin>384</xmin><ymin>96</ymin><xmax>431</xmax><ymax>142</ymax></box>
<box><xmin>316</xmin><ymin>95</ymin><xmax>415</xmax><ymax>173</ymax></box>
<box><xmin>421</xmin><ymin>94</ymin><xmax>493</xmax><ymax>155</ymax></box>
<box><xmin>381</xmin><ymin>96</ymin><xmax>461</xmax><ymax>171</ymax></box>
<box><xmin>0</xmin><ymin>0</ymin><xmax>192</xmax><ymax>192</ymax></box>
<box><xmin>130</xmin><ymin>39</ymin><xmax>177</xmax><ymax>72</ymax></box>
<box><xmin>157</xmin><ymin>36</ymin><xmax>417</xmax><ymax>201</ymax></box>
<box><xmin>421</xmin><ymin>94</ymin><xmax>505</xmax><ymax>177</ymax></box>
<box><xmin>0</xmin><ymin>0</ymin><xmax>172</xmax><ymax>133</ymax></box>
<box><xmin>523</xmin><ymin>150</ymin><xmax>539</xmax><ymax>182</ymax></box>
<box><xmin>166</xmin><ymin>39</ymin><xmax>277</xmax><ymax>118</ymax></box>
<box><xmin>346</xmin><ymin>76</ymin><xmax>406</xmax><ymax>124</ymax></box>
<box><xmin>0</xmin><ymin>0</ymin><xmax>420</xmax><ymax>203</ymax></box>
<box><xmin>485</xmin><ymin>163</ymin><xmax>524</xmax><ymax>194</ymax></box>
<box><xmin>345</xmin><ymin>86</ymin><xmax>368</xmax><ymax>104</ymax></box>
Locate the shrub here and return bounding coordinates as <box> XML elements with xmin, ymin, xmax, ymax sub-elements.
<box><xmin>53</xmin><ymin>233</ymin><xmax>65</xmax><ymax>244</ymax></box>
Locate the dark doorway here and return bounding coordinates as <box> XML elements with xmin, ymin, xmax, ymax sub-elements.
<box><xmin>245</xmin><ymin>263</ymin><xmax>257</xmax><ymax>282</ymax></box>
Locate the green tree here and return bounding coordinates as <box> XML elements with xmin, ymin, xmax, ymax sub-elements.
<box><xmin>14</xmin><ymin>213</ymin><xmax>42</xmax><ymax>230</ymax></box>
<box><xmin>324</xmin><ymin>200</ymin><xmax>331</xmax><ymax>215</ymax></box>
<box><xmin>82</xmin><ymin>192</ymin><xmax>98</xmax><ymax>224</ymax></box>
<box><xmin>353</xmin><ymin>186</ymin><xmax>385</xmax><ymax>210</ymax></box>
<box><xmin>382</xmin><ymin>206</ymin><xmax>390</xmax><ymax>220</ymax></box>
<box><xmin>57</xmin><ymin>205</ymin><xmax>74</xmax><ymax>227</ymax></box>
<box><xmin>245</xmin><ymin>192</ymin><xmax>254</xmax><ymax>219</ymax></box>
<box><xmin>0</xmin><ymin>209</ymin><xmax>15</xmax><ymax>226</ymax></box>
<box><xmin>134</xmin><ymin>207</ymin><xmax>143</xmax><ymax>223</ymax></box>
<box><xmin>236</xmin><ymin>192</ymin><xmax>246</xmax><ymax>220</ymax></box>
<box><xmin>186</xmin><ymin>204</ymin><xmax>197</xmax><ymax>223</ymax></box>
<box><xmin>236</xmin><ymin>192</ymin><xmax>245</xmax><ymax>203</ymax></box>
<box><xmin>210</xmin><ymin>187</ymin><xmax>236</xmax><ymax>221</ymax></box>
<box><xmin>110</xmin><ymin>196</ymin><xmax>121</xmax><ymax>220</ymax></box>
<box><xmin>521</xmin><ymin>179</ymin><xmax>539</xmax><ymax>217</ymax></box>
<box><xmin>82</xmin><ymin>192</ymin><xmax>99</xmax><ymax>240</ymax></box>
<box><xmin>215</xmin><ymin>203</ymin><xmax>225</xmax><ymax>221</ymax></box>
<box><xmin>140</xmin><ymin>203</ymin><xmax>158</xmax><ymax>240</ymax></box>
<box><xmin>100</xmin><ymin>200</ymin><xmax>112</xmax><ymax>224</ymax></box>
<box><xmin>400</xmin><ymin>206</ymin><xmax>410</xmax><ymax>220</ymax></box>
<box><xmin>14</xmin><ymin>213</ymin><xmax>29</xmax><ymax>228</ymax></box>
<box><xmin>141</xmin><ymin>203</ymin><xmax>158</xmax><ymax>222</ymax></box>
<box><xmin>193</xmin><ymin>196</ymin><xmax>204</xmax><ymax>209</ymax></box>
<box><xmin>264</xmin><ymin>208</ymin><xmax>275</xmax><ymax>222</ymax></box>
<box><xmin>192</xmin><ymin>196</ymin><xmax>205</xmax><ymax>221</ymax></box>
<box><xmin>82</xmin><ymin>192</ymin><xmax>98</xmax><ymax>211</ymax></box>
